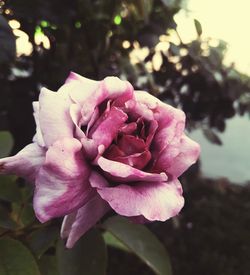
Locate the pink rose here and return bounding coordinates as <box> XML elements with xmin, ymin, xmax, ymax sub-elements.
<box><xmin>0</xmin><ymin>73</ymin><xmax>200</xmax><ymax>248</ymax></box>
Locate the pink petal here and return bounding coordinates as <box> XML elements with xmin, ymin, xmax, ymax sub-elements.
<box><xmin>80</xmin><ymin>137</ymin><xmax>98</xmax><ymax>159</ymax></box>
<box><xmin>155</xmin><ymin>135</ymin><xmax>200</xmax><ymax>177</ymax></box>
<box><xmin>146</xmin><ymin>120</ymin><xmax>158</xmax><ymax>147</ymax></box>
<box><xmin>119</xmin><ymin>122</ymin><xmax>137</xmax><ymax>135</ymax></box>
<box><xmin>39</xmin><ymin>87</ymin><xmax>74</xmax><ymax>147</ymax></box>
<box><xmin>69</xmin><ymin>76</ymin><xmax>134</xmax><ymax>126</ymax></box>
<box><xmin>61</xmin><ymin>211</ymin><xmax>77</xmax><ymax>239</ymax></box>
<box><xmin>117</xmin><ymin>135</ymin><xmax>145</xmax><ymax>155</ymax></box>
<box><xmin>90</xmin><ymin>107</ymin><xmax>127</xmax><ymax>150</ymax></box>
<box><xmin>96</xmin><ymin>156</ymin><xmax>167</xmax><ymax>182</ymax></box>
<box><xmin>33</xmin><ymin>138</ymin><xmax>92</xmax><ymax>222</ymax></box>
<box><xmin>63</xmin><ymin>194</ymin><xmax>110</xmax><ymax>248</ymax></box>
<box><xmin>0</xmin><ymin>143</ymin><xmax>45</xmax><ymax>183</ymax></box>
<box><xmin>69</xmin><ymin>104</ymin><xmax>85</xmax><ymax>139</ymax></box>
<box><xmin>65</xmin><ymin>72</ymin><xmax>96</xmax><ymax>84</ymax></box>
<box><xmin>96</xmin><ymin>179</ymin><xmax>184</xmax><ymax>221</ymax></box>
<box><xmin>112</xmin><ymin>151</ymin><xmax>151</xmax><ymax>170</ymax></box>
<box><xmin>134</xmin><ymin>91</ymin><xmax>185</xmax><ymax>153</ymax></box>
<box><xmin>32</xmin><ymin>102</ymin><xmax>45</xmax><ymax>147</ymax></box>
<box><xmin>89</xmin><ymin>170</ymin><xmax>109</xmax><ymax>188</ymax></box>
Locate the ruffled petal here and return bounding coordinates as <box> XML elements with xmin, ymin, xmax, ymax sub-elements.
<box><xmin>69</xmin><ymin>76</ymin><xmax>134</xmax><ymax>126</ymax></box>
<box><xmin>69</xmin><ymin>104</ymin><xmax>85</xmax><ymax>139</ymax></box>
<box><xmin>89</xmin><ymin>170</ymin><xmax>109</xmax><ymax>188</ymax></box>
<box><xmin>112</xmin><ymin>151</ymin><xmax>151</xmax><ymax>170</ymax></box>
<box><xmin>65</xmin><ymin>72</ymin><xmax>97</xmax><ymax>85</ymax></box>
<box><xmin>96</xmin><ymin>179</ymin><xmax>184</xmax><ymax>221</ymax></box>
<box><xmin>62</xmin><ymin>194</ymin><xmax>110</xmax><ymax>248</ymax></box>
<box><xmin>0</xmin><ymin>143</ymin><xmax>45</xmax><ymax>183</ymax></box>
<box><xmin>155</xmin><ymin>135</ymin><xmax>200</xmax><ymax>177</ymax></box>
<box><xmin>39</xmin><ymin>87</ymin><xmax>74</xmax><ymax>147</ymax></box>
<box><xmin>33</xmin><ymin>138</ymin><xmax>92</xmax><ymax>222</ymax></box>
<box><xmin>96</xmin><ymin>156</ymin><xmax>167</xmax><ymax>182</ymax></box>
<box><xmin>89</xmin><ymin>107</ymin><xmax>128</xmax><ymax>150</ymax></box>
<box><xmin>32</xmin><ymin>102</ymin><xmax>45</xmax><ymax>147</ymax></box>
<box><xmin>134</xmin><ymin>91</ymin><xmax>185</xmax><ymax>153</ymax></box>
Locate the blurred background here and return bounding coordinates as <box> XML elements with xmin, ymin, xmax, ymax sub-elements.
<box><xmin>0</xmin><ymin>0</ymin><xmax>250</xmax><ymax>274</ymax></box>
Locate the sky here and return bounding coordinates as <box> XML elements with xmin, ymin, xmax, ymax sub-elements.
<box><xmin>175</xmin><ymin>0</ymin><xmax>250</xmax><ymax>75</ymax></box>
<box><xmin>190</xmin><ymin>115</ymin><xmax>250</xmax><ymax>184</ymax></box>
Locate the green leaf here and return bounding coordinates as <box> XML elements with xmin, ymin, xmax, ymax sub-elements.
<box><xmin>56</xmin><ymin>228</ymin><xmax>107</xmax><ymax>275</ymax></box>
<box><xmin>103</xmin><ymin>216</ymin><xmax>172</xmax><ymax>275</ymax></box>
<box><xmin>26</xmin><ymin>226</ymin><xmax>59</xmax><ymax>258</ymax></box>
<box><xmin>12</xmin><ymin>203</ymin><xmax>35</xmax><ymax>228</ymax></box>
<box><xmin>0</xmin><ymin>237</ymin><xmax>41</xmax><ymax>275</ymax></box>
<box><xmin>0</xmin><ymin>175</ymin><xmax>21</xmax><ymax>202</ymax></box>
<box><xmin>194</xmin><ymin>19</ymin><xmax>202</xmax><ymax>37</ymax></box>
<box><xmin>0</xmin><ymin>206</ymin><xmax>18</xmax><ymax>230</ymax></box>
<box><xmin>102</xmin><ymin>231</ymin><xmax>130</xmax><ymax>252</ymax></box>
<box><xmin>38</xmin><ymin>255</ymin><xmax>59</xmax><ymax>275</ymax></box>
<box><xmin>0</xmin><ymin>131</ymin><xmax>14</xmax><ymax>157</ymax></box>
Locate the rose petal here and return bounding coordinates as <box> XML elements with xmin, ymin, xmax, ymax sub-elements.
<box><xmin>113</xmin><ymin>151</ymin><xmax>151</xmax><ymax>170</ymax></box>
<box><xmin>33</xmin><ymin>138</ymin><xmax>92</xmax><ymax>222</ymax></box>
<box><xmin>104</xmin><ymin>144</ymin><xmax>125</xmax><ymax>159</ymax></box>
<box><xmin>32</xmin><ymin>102</ymin><xmax>45</xmax><ymax>147</ymax></box>
<box><xmin>96</xmin><ymin>156</ymin><xmax>167</xmax><ymax>182</ymax></box>
<box><xmin>119</xmin><ymin>122</ymin><xmax>137</xmax><ymax>135</ymax></box>
<box><xmin>39</xmin><ymin>87</ymin><xmax>74</xmax><ymax>146</ymax></box>
<box><xmin>70</xmin><ymin>76</ymin><xmax>134</xmax><ymax>126</ymax></box>
<box><xmin>69</xmin><ymin>104</ymin><xmax>85</xmax><ymax>139</ymax></box>
<box><xmin>146</xmin><ymin>120</ymin><xmax>158</xmax><ymax>147</ymax></box>
<box><xmin>155</xmin><ymin>135</ymin><xmax>200</xmax><ymax>177</ymax></box>
<box><xmin>89</xmin><ymin>170</ymin><xmax>109</xmax><ymax>188</ymax></box>
<box><xmin>134</xmin><ymin>91</ymin><xmax>185</xmax><ymax>153</ymax></box>
<box><xmin>89</xmin><ymin>107</ymin><xmax>128</xmax><ymax>150</ymax></box>
<box><xmin>96</xmin><ymin>179</ymin><xmax>184</xmax><ymax>221</ymax></box>
<box><xmin>63</xmin><ymin>194</ymin><xmax>110</xmax><ymax>248</ymax></box>
<box><xmin>0</xmin><ymin>143</ymin><xmax>45</xmax><ymax>183</ymax></box>
<box><xmin>60</xmin><ymin>211</ymin><xmax>78</xmax><ymax>239</ymax></box>
<box><xmin>86</xmin><ymin>107</ymin><xmax>99</xmax><ymax>136</ymax></box>
<box><xmin>65</xmin><ymin>72</ymin><xmax>97</xmax><ymax>85</ymax></box>
<box><xmin>117</xmin><ymin>135</ymin><xmax>145</xmax><ymax>155</ymax></box>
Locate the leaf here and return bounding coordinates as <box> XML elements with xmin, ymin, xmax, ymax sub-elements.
<box><xmin>203</xmin><ymin>129</ymin><xmax>222</xmax><ymax>145</ymax></box>
<box><xmin>102</xmin><ymin>231</ymin><xmax>130</xmax><ymax>252</ymax></box>
<box><xmin>0</xmin><ymin>131</ymin><xmax>14</xmax><ymax>158</ymax></box>
<box><xmin>26</xmin><ymin>226</ymin><xmax>59</xmax><ymax>258</ymax></box>
<box><xmin>0</xmin><ymin>15</ymin><xmax>16</xmax><ymax>64</ymax></box>
<box><xmin>12</xmin><ymin>203</ymin><xmax>35</xmax><ymax>228</ymax></box>
<box><xmin>0</xmin><ymin>237</ymin><xmax>41</xmax><ymax>275</ymax></box>
<box><xmin>0</xmin><ymin>175</ymin><xmax>21</xmax><ymax>202</ymax></box>
<box><xmin>194</xmin><ymin>19</ymin><xmax>202</xmax><ymax>37</ymax></box>
<box><xmin>38</xmin><ymin>255</ymin><xmax>59</xmax><ymax>275</ymax></box>
<box><xmin>103</xmin><ymin>216</ymin><xmax>172</xmax><ymax>275</ymax></box>
<box><xmin>0</xmin><ymin>206</ymin><xmax>18</xmax><ymax>230</ymax></box>
<box><xmin>56</xmin><ymin>228</ymin><xmax>107</xmax><ymax>275</ymax></box>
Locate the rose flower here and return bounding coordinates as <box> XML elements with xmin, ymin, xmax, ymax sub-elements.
<box><xmin>0</xmin><ymin>73</ymin><xmax>200</xmax><ymax>248</ymax></box>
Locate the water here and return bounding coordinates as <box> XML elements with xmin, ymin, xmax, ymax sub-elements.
<box><xmin>190</xmin><ymin>115</ymin><xmax>250</xmax><ymax>184</ymax></box>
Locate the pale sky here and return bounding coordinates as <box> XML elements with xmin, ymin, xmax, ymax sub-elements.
<box><xmin>175</xmin><ymin>0</ymin><xmax>250</xmax><ymax>75</ymax></box>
